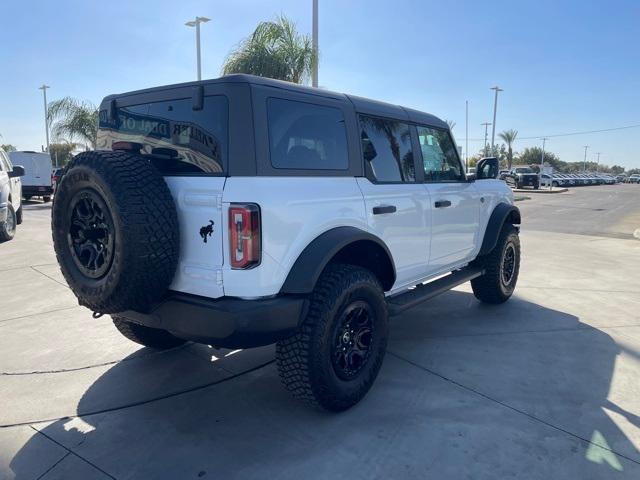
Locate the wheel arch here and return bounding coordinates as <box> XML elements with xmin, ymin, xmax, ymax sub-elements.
<box><xmin>280</xmin><ymin>227</ymin><xmax>396</xmax><ymax>294</ymax></box>
<box><xmin>478</xmin><ymin>203</ymin><xmax>521</xmax><ymax>256</ymax></box>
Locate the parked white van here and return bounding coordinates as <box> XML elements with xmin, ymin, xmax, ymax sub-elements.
<box><xmin>9</xmin><ymin>151</ymin><xmax>53</xmax><ymax>202</ymax></box>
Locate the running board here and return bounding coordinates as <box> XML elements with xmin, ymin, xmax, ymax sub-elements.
<box><xmin>387</xmin><ymin>266</ymin><xmax>485</xmax><ymax>316</ymax></box>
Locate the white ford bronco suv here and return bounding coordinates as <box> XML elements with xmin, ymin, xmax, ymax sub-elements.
<box><xmin>52</xmin><ymin>75</ymin><xmax>520</xmax><ymax>411</ymax></box>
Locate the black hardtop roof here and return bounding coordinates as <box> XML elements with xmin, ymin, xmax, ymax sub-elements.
<box><xmin>102</xmin><ymin>74</ymin><xmax>447</xmax><ymax>129</ymax></box>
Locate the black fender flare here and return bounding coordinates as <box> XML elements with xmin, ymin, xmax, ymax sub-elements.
<box><xmin>478</xmin><ymin>203</ymin><xmax>521</xmax><ymax>256</ymax></box>
<box><xmin>280</xmin><ymin>227</ymin><xmax>396</xmax><ymax>294</ymax></box>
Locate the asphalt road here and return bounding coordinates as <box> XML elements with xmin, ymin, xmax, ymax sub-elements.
<box><xmin>518</xmin><ymin>184</ymin><xmax>640</xmax><ymax>239</ymax></box>
<box><xmin>1</xmin><ymin>185</ymin><xmax>640</xmax><ymax>480</ymax></box>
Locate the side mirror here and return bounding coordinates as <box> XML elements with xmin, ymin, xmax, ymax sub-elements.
<box><xmin>8</xmin><ymin>165</ymin><xmax>25</xmax><ymax>178</ymax></box>
<box><xmin>476</xmin><ymin>157</ymin><xmax>499</xmax><ymax>180</ymax></box>
<box><xmin>466</xmin><ymin>173</ymin><xmax>476</xmax><ymax>182</ymax></box>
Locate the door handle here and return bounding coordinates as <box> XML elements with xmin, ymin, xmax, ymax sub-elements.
<box><xmin>372</xmin><ymin>205</ymin><xmax>397</xmax><ymax>215</ymax></box>
<box><xmin>434</xmin><ymin>200</ymin><xmax>452</xmax><ymax>208</ymax></box>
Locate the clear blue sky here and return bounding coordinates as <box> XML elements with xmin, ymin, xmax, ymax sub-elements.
<box><xmin>1</xmin><ymin>0</ymin><xmax>639</xmax><ymax>168</ymax></box>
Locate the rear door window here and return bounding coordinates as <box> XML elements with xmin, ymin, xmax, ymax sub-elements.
<box><xmin>359</xmin><ymin>115</ymin><xmax>415</xmax><ymax>182</ymax></box>
<box><xmin>267</xmin><ymin>98</ymin><xmax>349</xmax><ymax>170</ymax></box>
<box><xmin>98</xmin><ymin>96</ymin><xmax>228</xmax><ymax>174</ymax></box>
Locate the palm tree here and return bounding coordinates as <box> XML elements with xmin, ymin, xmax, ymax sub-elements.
<box><xmin>498</xmin><ymin>129</ymin><xmax>518</xmax><ymax>169</ymax></box>
<box><xmin>47</xmin><ymin>97</ymin><xmax>99</xmax><ymax>149</ymax></box>
<box><xmin>222</xmin><ymin>15</ymin><xmax>316</xmax><ymax>84</ymax></box>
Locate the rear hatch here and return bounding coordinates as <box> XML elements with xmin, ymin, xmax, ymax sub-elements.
<box><xmin>97</xmin><ymin>94</ymin><xmax>229</xmax><ymax>298</ymax></box>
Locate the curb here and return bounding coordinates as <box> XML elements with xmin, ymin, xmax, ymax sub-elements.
<box><xmin>512</xmin><ymin>188</ymin><xmax>569</xmax><ymax>194</ymax></box>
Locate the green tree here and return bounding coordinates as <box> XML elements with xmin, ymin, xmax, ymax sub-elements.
<box><xmin>609</xmin><ymin>165</ymin><xmax>625</xmax><ymax>175</ymax></box>
<box><xmin>498</xmin><ymin>129</ymin><xmax>518</xmax><ymax>170</ymax></box>
<box><xmin>47</xmin><ymin>97</ymin><xmax>99</xmax><ymax>149</ymax></box>
<box><xmin>222</xmin><ymin>15</ymin><xmax>317</xmax><ymax>84</ymax></box>
<box><xmin>49</xmin><ymin>142</ymin><xmax>77</xmax><ymax>167</ymax></box>
<box><xmin>516</xmin><ymin>147</ymin><xmax>561</xmax><ymax>169</ymax></box>
<box><xmin>0</xmin><ymin>144</ymin><xmax>16</xmax><ymax>152</ymax></box>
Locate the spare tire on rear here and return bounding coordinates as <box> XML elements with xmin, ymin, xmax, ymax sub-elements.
<box><xmin>52</xmin><ymin>150</ymin><xmax>179</xmax><ymax>314</ymax></box>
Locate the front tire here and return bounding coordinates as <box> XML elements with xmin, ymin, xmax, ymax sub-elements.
<box><xmin>471</xmin><ymin>225</ymin><xmax>520</xmax><ymax>304</ymax></box>
<box><xmin>0</xmin><ymin>203</ymin><xmax>16</xmax><ymax>242</ymax></box>
<box><xmin>112</xmin><ymin>316</ymin><xmax>186</xmax><ymax>350</ymax></box>
<box><xmin>42</xmin><ymin>195</ymin><xmax>51</xmax><ymax>203</ymax></box>
<box><xmin>276</xmin><ymin>264</ymin><xmax>388</xmax><ymax>411</ymax></box>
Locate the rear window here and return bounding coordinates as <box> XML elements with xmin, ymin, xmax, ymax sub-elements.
<box><xmin>98</xmin><ymin>96</ymin><xmax>228</xmax><ymax>174</ymax></box>
<box><xmin>267</xmin><ymin>98</ymin><xmax>349</xmax><ymax>170</ymax></box>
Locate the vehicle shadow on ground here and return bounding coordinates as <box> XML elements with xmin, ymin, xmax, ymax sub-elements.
<box><xmin>9</xmin><ymin>291</ymin><xmax>640</xmax><ymax>479</ymax></box>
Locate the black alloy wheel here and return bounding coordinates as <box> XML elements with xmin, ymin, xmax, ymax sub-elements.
<box><xmin>67</xmin><ymin>189</ymin><xmax>115</xmax><ymax>279</ymax></box>
<box><xmin>331</xmin><ymin>301</ymin><xmax>374</xmax><ymax>381</ymax></box>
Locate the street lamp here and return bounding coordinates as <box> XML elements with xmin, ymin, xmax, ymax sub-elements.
<box><xmin>583</xmin><ymin>145</ymin><xmax>589</xmax><ymax>171</ymax></box>
<box><xmin>312</xmin><ymin>0</ymin><xmax>319</xmax><ymax>87</ymax></box>
<box><xmin>185</xmin><ymin>16</ymin><xmax>210</xmax><ymax>81</ymax></box>
<box><xmin>490</xmin><ymin>86</ymin><xmax>503</xmax><ymax>149</ymax></box>
<box><xmin>595</xmin><ymin>152</ymin><xmax>601</xmax><ymax>173</ymax></box>
<box><xmin>38</xmin><ymin>84</ymin><xmax>50</xmax><ymax>152</ymax></box>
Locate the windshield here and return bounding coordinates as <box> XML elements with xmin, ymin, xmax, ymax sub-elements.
<box><xmin>515</xmin><ymin>167</ymin><xmax>533</xmax><ymax>173</ymax></box>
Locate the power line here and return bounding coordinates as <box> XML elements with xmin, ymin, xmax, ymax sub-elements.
<box><xmin>463</xmin><ymin>123</ymin><xmax>640</xmax><ymax>142</ymax></box>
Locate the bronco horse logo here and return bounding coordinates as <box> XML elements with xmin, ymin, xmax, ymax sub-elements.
<box><xmin>199</xmin><ymin>220</ymin><xmax>214</xmax><ymax>243</ymax></box>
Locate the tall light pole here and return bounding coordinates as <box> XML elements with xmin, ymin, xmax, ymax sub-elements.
<box><xmin>583</xmin><ymin>145</ymin><xmax>589</xmax><ymax>171</ymax></box>
<box><xmin>596</xmin><ymin>152</ymin><xmax>601</xmax><ymax>173</ymax></box>
<box><xmin>481</xmin><ymin>122</ymin><xmax>491</xmax><ymax>156</ymax></box>
<box><xmin>185</xmin><ymin>16</ymin><xmax>210</xmax><ymax>81</ymax></box>
<box><xmin>465</xmin><ymin>100</ymin><xmax>469</xmax><ymax>171</ymax></box>
<box><xmin>312</xmin><ymin>0</ymin><xmax>319</xmax><ymax>87</ymax></box>
<box><xmin>38</xmin><ymin>84</ymin><xmax>50</xmax><ymax>152</ymax></box>
<box><xmin>490</xmin><ymin>86</ymin><xmax>503</xmax><ymax>149</ymax></box>
<box><xmin>540</xmin><ymin>137</ymin><xmax>548</xmax><ymax>188</ymax></box>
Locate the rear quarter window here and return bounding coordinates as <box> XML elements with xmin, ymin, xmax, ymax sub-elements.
<box><xmin>267</xmin><ymin>98</ymin><xmax>349</xmax><ymax>170</ymax></box>
<box><xmin>98</xmin><ymin>96</ymin><xmax>228</xmax><ymax>174</ymax></box>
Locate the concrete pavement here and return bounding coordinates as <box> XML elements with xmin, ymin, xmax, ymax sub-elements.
<box><xmin>1</xmin><ymin>188</ymin><xmax>639</xmax><ymax>479</ymax></box>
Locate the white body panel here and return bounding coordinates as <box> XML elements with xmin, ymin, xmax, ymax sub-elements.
<box><xmin>164</xmin><ymin>176</ymin><xmax>226</xmax><ymax>299</ymax></box>
<box><xmin>424</xmin><ymin>182</ymin><xmax>481</xmax><ymax>270</ymax></box>
<box><xmin>8</xmin><ymin>152</ymin><xmax>52</xmax><ymax>188</ymax></box>
<box><xmin>164</xmin><ymin>174</ymin><xmax>513</xmax><ymax>301</ymax></box>
<box><xmin>356</xmin><ymin>178</ymin><xmax>431</xmax><ymax>287</ymax></box>
<box><xmin>221</xmin><ymin>177</ymin><xmax>368</xmax><ymax>298</ymax></box>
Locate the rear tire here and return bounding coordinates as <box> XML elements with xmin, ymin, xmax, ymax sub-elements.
<box><xmin>276</xmin><ymin>264</ymin><xmax>388</xmax><ymax>411</ymax></box>
<box><xmin>0</xmin><ymin>203</ymin><xmax>16</xmax><ymax>242</ymax></box>
<box><xmin>42</xmin><ymin>195</ymin><xmax>51</xmax><ymax>203</ymax></box>
<box><xmin>471</xmin><ymin>225</ymin><xmax>520</xmax><ymax>304</ymax></box>
<box><xmin>52</xmin><ymin>151</ymin><xmax>179</xmax><ymax>314</ymax></box>
<box><xmin>112</xmin><ymin>316</ymin><xmax>186</xmax><ymax>350</ymax></box>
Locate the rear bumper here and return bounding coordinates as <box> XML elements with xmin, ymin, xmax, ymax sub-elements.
<box><xmin>120</xmin><ymin>292</ymin><xmax>308</xmax><ymax>348</ymax></box>
<box><xmin>23</xmin><ymin>185</ymin><xmax>53</xmax><ymax>196</ymax></box>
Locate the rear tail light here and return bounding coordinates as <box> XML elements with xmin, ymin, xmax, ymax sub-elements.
<box><xmin>229</xmin><ymin>203</ymin><xmax>261</xmax><ymax>269</ymax></box>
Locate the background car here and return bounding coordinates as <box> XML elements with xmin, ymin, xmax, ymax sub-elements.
<box><xmin>502</xmin><ymin>166</ymin><xmax>540</xmax><ymax>189</ymax></box>
<box><xmin>0</xmin><ymin>149</ymin><xmax>25</xmax><ymax>241</ymax></box>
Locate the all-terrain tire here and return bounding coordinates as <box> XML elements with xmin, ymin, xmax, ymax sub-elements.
<box><xmin>112</xmin><ymin>316</ymin><xmax>185</xmax><ymax>349</ymax></box>
<box><xmin>52</xmin><ymin>150</ymin><xmax>179</xmax><ymax>314</ymax></box>
<box><xmin>471</xmin><ymin>224</ymin><xmax>520</xmax><ymax>304</ymax></box>
<box><xmin>0</xmin><ymin>203</ymin><xmax>16</xmax><ymax>242</ymax></box>
<box><xmin>16</xmin><ymin>205</ymin><xmax>23</xmax><ymax>225</ymax></box>
<box><xmin>42</xmin><ymin>196</ymin><xmax>51</xmax><ymax>203</ymax></box>
<box><xmin>276</xmin><ymin>264</ymin><xmax>389</xmax><ymax>411</ymax></box>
